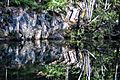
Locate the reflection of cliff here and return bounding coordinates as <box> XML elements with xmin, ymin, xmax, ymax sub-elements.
<box><xmin>0</xmin><ymin>40</ymin><xmax>119</xmax><ymax>80</ymax></box>
<box><xmin>0</xmin><ymin>41</ymin><xmax>85</xmax><ymax>68</ymax></box>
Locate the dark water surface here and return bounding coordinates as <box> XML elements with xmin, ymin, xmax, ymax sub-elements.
<box><xmin>0</xmin><ymin>40</ymin><xmax>120</xmax><ymax>80</ymax></box>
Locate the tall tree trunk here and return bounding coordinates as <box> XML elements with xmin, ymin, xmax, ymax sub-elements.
<box><xmin>115</xmin><ymin>45</ymin><xmax>119</xmax><ymax>80</ymax></box>
<box><xmin>85</xmin><ymin>0</ymin><xmax>96</xmax><ymax>21</ymax></box>
<box><xmin>104</xmin><ymin>0</ymin><xmax>108</xmax><ymax>9</ymax></box>
<box><xmin>118</xmin><ymin>12</ymin><xmax>120</xmax><ymax>27</ymax></box>
<box><xmin>76</xmin><ymin>10</ymin><xmax>81</xmax><ymax>29</ymax></box>
<box><xmin>5</xmin><ymin>0</ymin><xmax>9</xmax><ymax>7</ymax></box>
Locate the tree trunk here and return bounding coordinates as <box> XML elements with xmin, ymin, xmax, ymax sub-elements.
<box><xmin>7</xmin><ymin>0</ymin><xmax>9</xmax><ymax>6</ymax></box>
<box><xmin>5</xmin><ymin>0</ymin><xmax>9</xmax><ymax>7</ymax></box>
<box><xmin>118</xmin><ymin>12</ymin><xmax>120</xmax><ymax>27</ymax></box>
<box><xmin>76</xmin><ymin>10</ymin><xmax>81</xmax><ymax>29</ymax></box>
<box><xmin>85</xmin><ymin>0</ymin><xmax>96</xmax><ymax>20</ymax></box>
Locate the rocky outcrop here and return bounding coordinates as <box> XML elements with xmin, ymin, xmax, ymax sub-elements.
<box><xmin>0</xmin><ymin>4</ymin><xmax>85</xmax><ymax>40</ymax></box>
<box><xmin>0</xmin><ymin>7</ymin><xmax>72</xmax><ymax>40</ymax></box>
<box><xmin>0</xmin><ymin>0</ymin><xmax>96</xmax><ymax>40</ymax></box>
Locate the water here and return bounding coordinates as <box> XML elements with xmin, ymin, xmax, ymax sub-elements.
<box><xmin>0</xmin><ymin>40</ymin><xmax>120</xmax><ymax>80</ymax></box>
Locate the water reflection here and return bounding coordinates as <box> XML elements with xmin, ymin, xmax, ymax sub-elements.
<box><xmin>0</xmin><ymin>40</ymin><xmax>120</xmax><ymax>80</ymax></box>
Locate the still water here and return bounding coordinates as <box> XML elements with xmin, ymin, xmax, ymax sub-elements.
<box><xmin>0</xmin><ymin>40</ymin><xmax>120</xmax><ymax>80</ymax></box>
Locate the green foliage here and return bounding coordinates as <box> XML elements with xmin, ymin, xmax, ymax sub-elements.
<box><xmin>9</xmin><ymin>64</ymin><xmax>65</xmax><ymax>79</ymax></box>
<box><xmin>10</xmin><ymin>0</ymin><xmax>39</xmax><ymax>9</ymax></box>
<box><xmin>47</xmin><ymin>0</ymin><xmax>66</xmax><ymax>9</ymax></box>
<box><xmin>42</xmin><ymin>65</ymin><xmax>65</xmax><ymax>77</ymax></box>
<box><xmin>9</xmin><ymin>0</ymin><xmax>67</xmax><ymax>10</ymax></box>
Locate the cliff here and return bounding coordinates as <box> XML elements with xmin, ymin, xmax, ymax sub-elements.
<box><xmin>0</xmin><ymin>6</ymin><xmax>81</xmax><ymax>40</ymax></box>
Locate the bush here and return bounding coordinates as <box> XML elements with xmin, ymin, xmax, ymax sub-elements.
<box><xmin>10</xmin><ymin>0</ymin><xmax>39</xmax><ymax>9</ymax></box>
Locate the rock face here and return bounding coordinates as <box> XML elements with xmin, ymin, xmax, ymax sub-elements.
<box><xmin>0</xmin><ymin>6</ymin><xmax>81</xmax><ymax>40</ymax></box>
<box><xmin>0</xmin><ymin>8</ymin><xmax>67</xmax><ymax>40</ymax></box>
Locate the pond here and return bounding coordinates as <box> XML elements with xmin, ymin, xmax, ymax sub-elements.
<box><xmin>0</xmin><ymin>40</ymin><xmax>120</xmax><ymax>80</ymax></box>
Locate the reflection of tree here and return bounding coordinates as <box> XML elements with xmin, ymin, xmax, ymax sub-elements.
<box><xmin>82</xmin><ymin>40</ymin><xmax>120</xmax><ymax>80</ymax></box>
<box><xmin>65</xmin><ymin>40</ymin><xmax>120</xmax><ymax>80</ymax></box>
